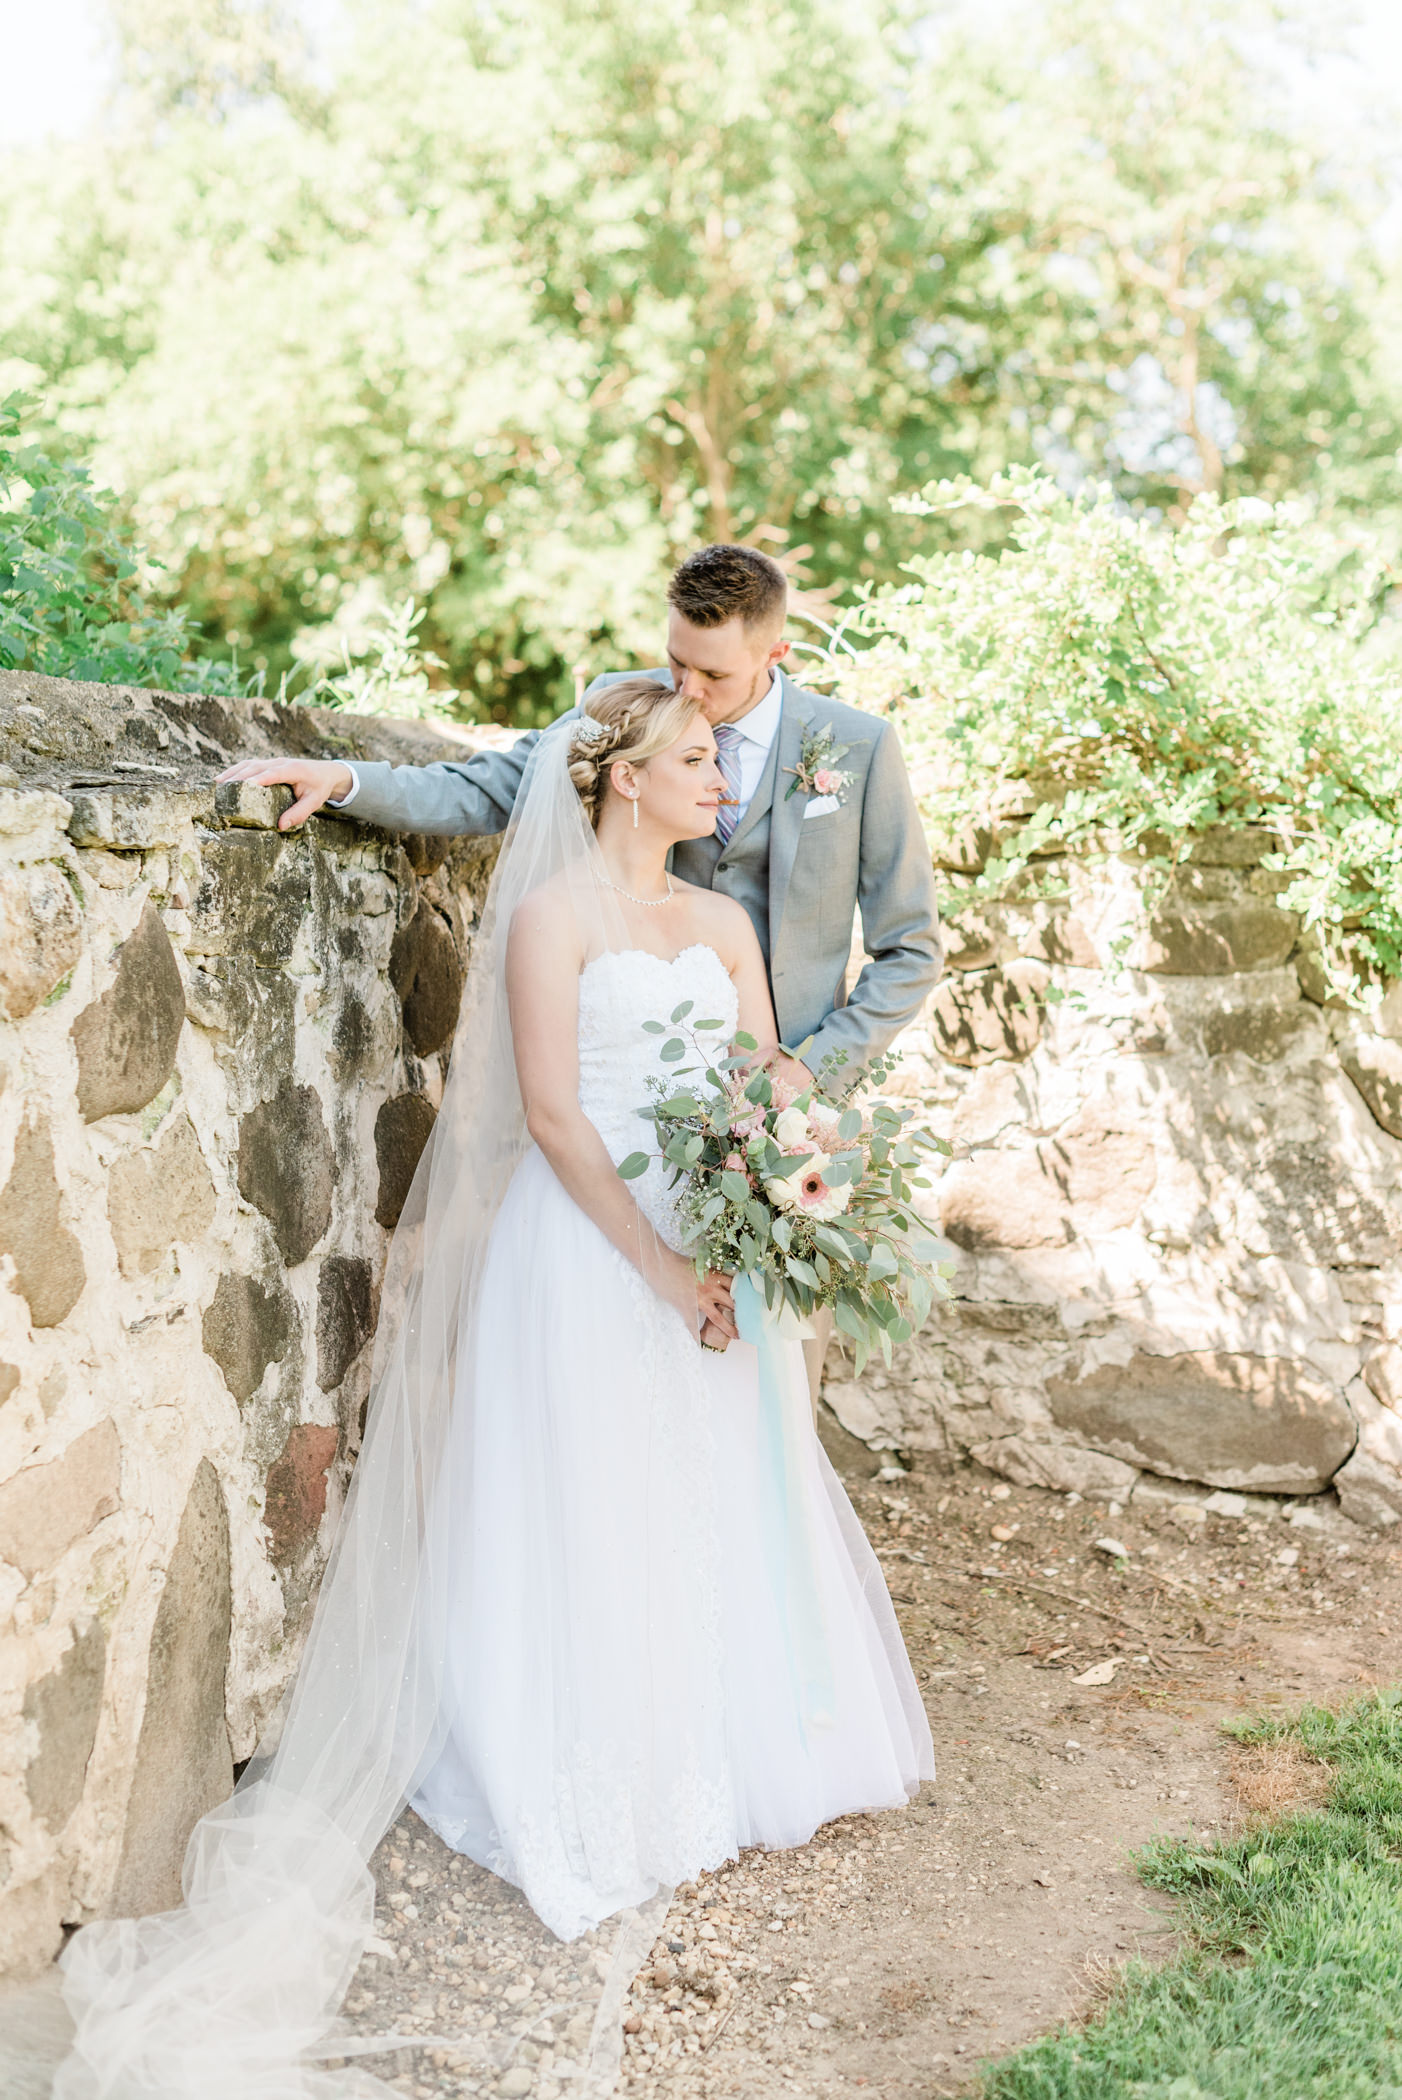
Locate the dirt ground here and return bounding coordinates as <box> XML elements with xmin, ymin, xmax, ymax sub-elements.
<box><xmin>351</xmin><ymin>1414</ymin><xmax>1402</xmax><ymax>2100</ymax></box>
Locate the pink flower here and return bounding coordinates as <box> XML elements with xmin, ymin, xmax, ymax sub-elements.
<box><xmin>812</xmin><ymin>768</ymin><xmax>841</xmax><ymax>796</ymax></box>
<box><xmin>723</xmin><ymin>1151</ymin><xmax>747</xmax><ymax>1173</ymax></box>
<box><xmin>770</xmin><ymin>1073</ymin><xmax>799</xmax><ymax>1112</ymax></box>
<box><xmin>807</xmin><ymin>1110</ymin><xmax>843</xmax><ymax>1152</ymax></box>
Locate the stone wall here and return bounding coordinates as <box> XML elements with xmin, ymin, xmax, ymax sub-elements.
<box><xmin>825</xmin><ymin>829</ymin><xmax>1402</xmax><ymax>1528</ymax></box>
<box><xmin>7</xmin><ymin>663</ymin><xmax>1402</xmax><ymax>1982</ymax></box>
<box><xmin>0</xmin><ymin>669</ymin><xmax>494</xmax><ymax>1977</ymax></box>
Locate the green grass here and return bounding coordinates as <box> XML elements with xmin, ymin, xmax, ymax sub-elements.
<box><xmin>978</xmin><ymin>1691</ymin><xmax>1402</xmax><ymax>2100</ymax></box>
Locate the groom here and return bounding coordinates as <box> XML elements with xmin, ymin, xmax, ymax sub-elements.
<box><xmin>220</xmin><ymin>543</ymin><xmax>942</xmax><ymax>1403</ymax></box>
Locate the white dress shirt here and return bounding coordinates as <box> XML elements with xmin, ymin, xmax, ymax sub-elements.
<box><xmin>719</xmin><ymin>669</ymin><xmax>783</xmax><ymax>826</ymax></box>
<box><xmin>326</xmin><ymin>669</ymin><xmax>785</xmax><ymax>817</ymax></box>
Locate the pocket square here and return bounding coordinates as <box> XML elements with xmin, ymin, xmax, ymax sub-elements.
<box><xmin>803</xmin><ymin>795</ymin><xmax>841</xmax><ymax>820</ymax></box>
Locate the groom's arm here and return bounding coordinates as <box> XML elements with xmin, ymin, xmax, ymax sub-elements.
<box><xmin>802</xmin><ymin>724</ymin><xmax>942</xmax><ymax>1082</ymax></box>
<box><xmin>328</xmin><ymin>732</ymin><xmax>545</xmax><ymax>837</ymax></box>
<box><xmin>215</xmin><ymin>731</ymin><xmax>554</xmax><ymax>836</ymax></box>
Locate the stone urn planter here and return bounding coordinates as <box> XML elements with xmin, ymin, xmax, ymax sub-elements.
<box><xmin>824</xmin><ymin>827</ymin><xmax>1402</xmax><ymax>1527</ymax></box>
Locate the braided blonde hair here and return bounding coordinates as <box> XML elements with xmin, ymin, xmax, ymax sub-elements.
<box><xmin>567</xmin><ymin>678</ymin><xmax>700</xmax><ymax>829</ymax></box>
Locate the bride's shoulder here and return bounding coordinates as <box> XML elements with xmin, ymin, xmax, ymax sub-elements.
<box><xmin>508</xmin><ymin>869</ymin><xmax>590</xmax><ymax>958</ymax></box>
<box><xmin>673</xmin><ymin>882</ymin><xmax>758</xmax><ymax>964</ymax></box>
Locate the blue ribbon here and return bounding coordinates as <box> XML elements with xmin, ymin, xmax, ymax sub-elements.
<box><xmin>732</xmin><ymin>1273</ymin><xmax>836</xmax><ymax>1737</ymax></box>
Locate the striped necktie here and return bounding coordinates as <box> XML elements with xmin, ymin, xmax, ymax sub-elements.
<box><xmin>713</xmin><ymin>722</ymin><xmax>744</xmax><ymax>846</ymax></box>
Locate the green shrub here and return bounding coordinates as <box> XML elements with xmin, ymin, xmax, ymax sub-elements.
<box><xmin>0</xmin><ymin>392</ymin><xmax>242</xmax><ymax>695</ymax></box>
<box><xmin>814</xmin><ymin>468</ymin><xmax>1402</xmax><ymax>1004</ymax></box>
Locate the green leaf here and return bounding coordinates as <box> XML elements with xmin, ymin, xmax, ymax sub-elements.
<box><xmin>733</xmin><ymin>1031</ymin><xmax>758</xmax><ymax>1052</ymax></box>
<box><xmin>642</xmin><ymin>1020</ymin><xmax>666</xmax><ymax>1034</ymax></box>
<box><xmin>786</xmin><ymin>1256</ymin><xmax>820</xmax><ymax>1288</ymax></box>
<box><xmin>693</xmin><ymin>1017</ymin><xmax>724</xmax><ymax>1029</ymax></box>
<box><xmin>660</xmin><ymin>1038</ymin><xmax>686</xmax><ymax>1062</ymax></box>
<box><xmin>670</xmin><ymin>1000</ymin><xmax>694</xmax><ymax>1023</ymax></box>
<box><xmin>868</xmin><ymin>1241</ymin><xmax>899</xmax><ymax>1282</ymax></box>
<box><xmin>616</xmin><ymin>1153</ymin><xmax>652</xmax><ymax>1180</ymax></box>
<box><xmin>834</xmin><ymin>1299</ymin><xmax>867</xmax><ymax>1343</ymax></box>
<box><xmin>744</xmin><ymin>1071</ymin><xmax>773</xmax><ymax>1106</ymax></box>
<box><xmin>838</xmin><ymin>1108</ymin><xmax>863</xmax><ymax>1142</ymax></box>
<box><xmin>720</xmin><ymin>1169</ymin><xmax>751</xmax><ymax>1203</ymax></box>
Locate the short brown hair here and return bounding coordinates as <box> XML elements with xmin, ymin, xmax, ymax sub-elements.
<box><xmin>667</xmin><ymin>544</ymin><xmax>787</xmax><ymax>634</ymax></box>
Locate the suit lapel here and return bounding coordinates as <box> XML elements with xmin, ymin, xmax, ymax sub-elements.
<box><xmin>765</xmin><ymin>676</ymin><xmax>816</xmax><ymax>951</ymax></box>
<box><xmin>723</xmin><ymin>711</ymin><xmax>781</xmax><ymax>858</ymax></box>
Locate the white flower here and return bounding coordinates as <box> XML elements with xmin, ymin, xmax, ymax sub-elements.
<box><xmin>772</xmin><ymin>1105</ymin><xmax>812</xmax><ymax>1151</ymax></box>
<box><xmin>765</xmin><ymin>1150</ymin><xmax>854</xmax><ymax>1222</ymax></box>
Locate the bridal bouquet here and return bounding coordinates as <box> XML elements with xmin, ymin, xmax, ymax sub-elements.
<box><xmin>618</xmin><ymin>1002</ymin><xmax>950</xmax><ymax>1371</ymax></box>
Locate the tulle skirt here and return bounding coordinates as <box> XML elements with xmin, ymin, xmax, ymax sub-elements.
<box><xmin>411</xmin><ymin>1145</ymin><xmax>934</xmax><ymax>1940</ymax></box>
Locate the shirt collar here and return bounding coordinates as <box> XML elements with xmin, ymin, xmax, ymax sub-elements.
<box><xmin>729</xmin><ymin>667</ymin><xmax>784</xmax><ymax>750</ymax></box>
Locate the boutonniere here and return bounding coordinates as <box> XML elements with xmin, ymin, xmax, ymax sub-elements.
<box><xmin>784</xmin><ymin>725</ymin><xmax>854</xmax><ymax>804</ymax></box>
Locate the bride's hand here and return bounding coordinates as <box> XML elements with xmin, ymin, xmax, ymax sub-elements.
<box><xmin>696</xmin><ymin>1268</ymin><xmax>736</xmax><ymax>1341</ymax></box>
<box><xmin>658</xmin><ymin>1258</ymin><xmax>737</xmax><ymax>1341</ymax></box>
<box><xmin>699</xmin><ymin>1318</ymin><xmax>731</xmax><ymax>1353</ymax></box>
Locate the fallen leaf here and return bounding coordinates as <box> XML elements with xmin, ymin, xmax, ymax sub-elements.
<box><xmin>1073</xmin><ymin>1659</ymin><xmax>1119</xmax><ymax>1686</ymax></box>
<box><xmin>1094</xmin><ymin>1537</ymin><xmax>1129</xmax><ymax>1559</ymax></box>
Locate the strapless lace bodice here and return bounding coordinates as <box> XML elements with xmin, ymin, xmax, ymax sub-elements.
<box><xmin>577</xmin><ymin>943</ymin><xmax>738</xmax><ymax>1250</ymax></box>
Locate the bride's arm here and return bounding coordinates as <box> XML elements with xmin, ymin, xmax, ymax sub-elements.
<box><xmin>506</xmin><ymin>895</ymin><xmax>738</xmax><ymax>1340</ymax></box>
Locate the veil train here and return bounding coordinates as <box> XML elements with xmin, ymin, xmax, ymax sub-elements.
<box><xmin>8</xmin><ymin>727</ymin><xmax>673</xmax><ymax>2100</ymax></box>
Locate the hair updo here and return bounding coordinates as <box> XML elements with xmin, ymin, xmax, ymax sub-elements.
<box><xmin>566</xmin><ymin>678</ymin><xmax>700</xmax><ymax>829</ymax></box>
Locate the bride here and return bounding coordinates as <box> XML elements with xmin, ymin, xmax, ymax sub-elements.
<box><xmin>39</xmin><ymin>678</ymin><xmax>933</xmax><ymax>2098</ymax></box>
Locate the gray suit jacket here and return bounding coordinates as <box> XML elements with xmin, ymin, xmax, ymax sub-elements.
<box><xmin>338</xmin><ymin>668</ymin><xmax>942</xmax><ymax>1080</ymax></box>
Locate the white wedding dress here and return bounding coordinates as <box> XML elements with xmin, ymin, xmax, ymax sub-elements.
<box><xmin>411</xmin><ymin>941</ymin><xmax>935</xmax><ymax>1939</ymax></box>
<box><xmin>23</xmin><ymin>742</ymin><xmax>933</xmax><ymax>2100</ymax></box>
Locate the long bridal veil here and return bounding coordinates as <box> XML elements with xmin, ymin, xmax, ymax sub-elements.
<box><xmin>11</xmin><ymin>723</ymin><xmax>678</xmax><ymax>2100</ymax></box>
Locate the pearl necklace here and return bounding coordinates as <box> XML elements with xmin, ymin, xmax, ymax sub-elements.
<box><xmin>601</xmin><ymin>874</ymin><xmax>675</xmax><ymax>908</ymax></box>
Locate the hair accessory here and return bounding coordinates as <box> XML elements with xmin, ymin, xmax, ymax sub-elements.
<box><xmin>572</xmin><ymin>713</ymin><xmax>611</xmax><ymax>746</ymax></box>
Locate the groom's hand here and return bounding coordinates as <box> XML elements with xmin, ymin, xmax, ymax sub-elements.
<box><xmin>215</xmin><ymin>757</ymin><xmax>355</xmax><ymax>831</ymax></box>
<box><xmin>771</xmin><ymin>1051</ymin><xmax>815</xmax><ymax>1099</ymax></box>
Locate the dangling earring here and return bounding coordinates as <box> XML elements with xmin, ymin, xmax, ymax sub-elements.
<box><xmin>631</xmin><ymin>791</ymin><xmax>639</xmax><ymax>830</ymax></box>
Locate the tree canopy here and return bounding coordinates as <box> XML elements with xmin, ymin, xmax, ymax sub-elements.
<box><xmin>1</xmin><ymin>0</ymin><xmax>1398</xmax><ymax>719</ymax></box>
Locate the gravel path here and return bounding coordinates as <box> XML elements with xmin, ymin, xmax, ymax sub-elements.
<box><xmin>339</xmin><ymin>1413</ymin><xmax>1402</xmax><ymax>2099</ymax></box>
